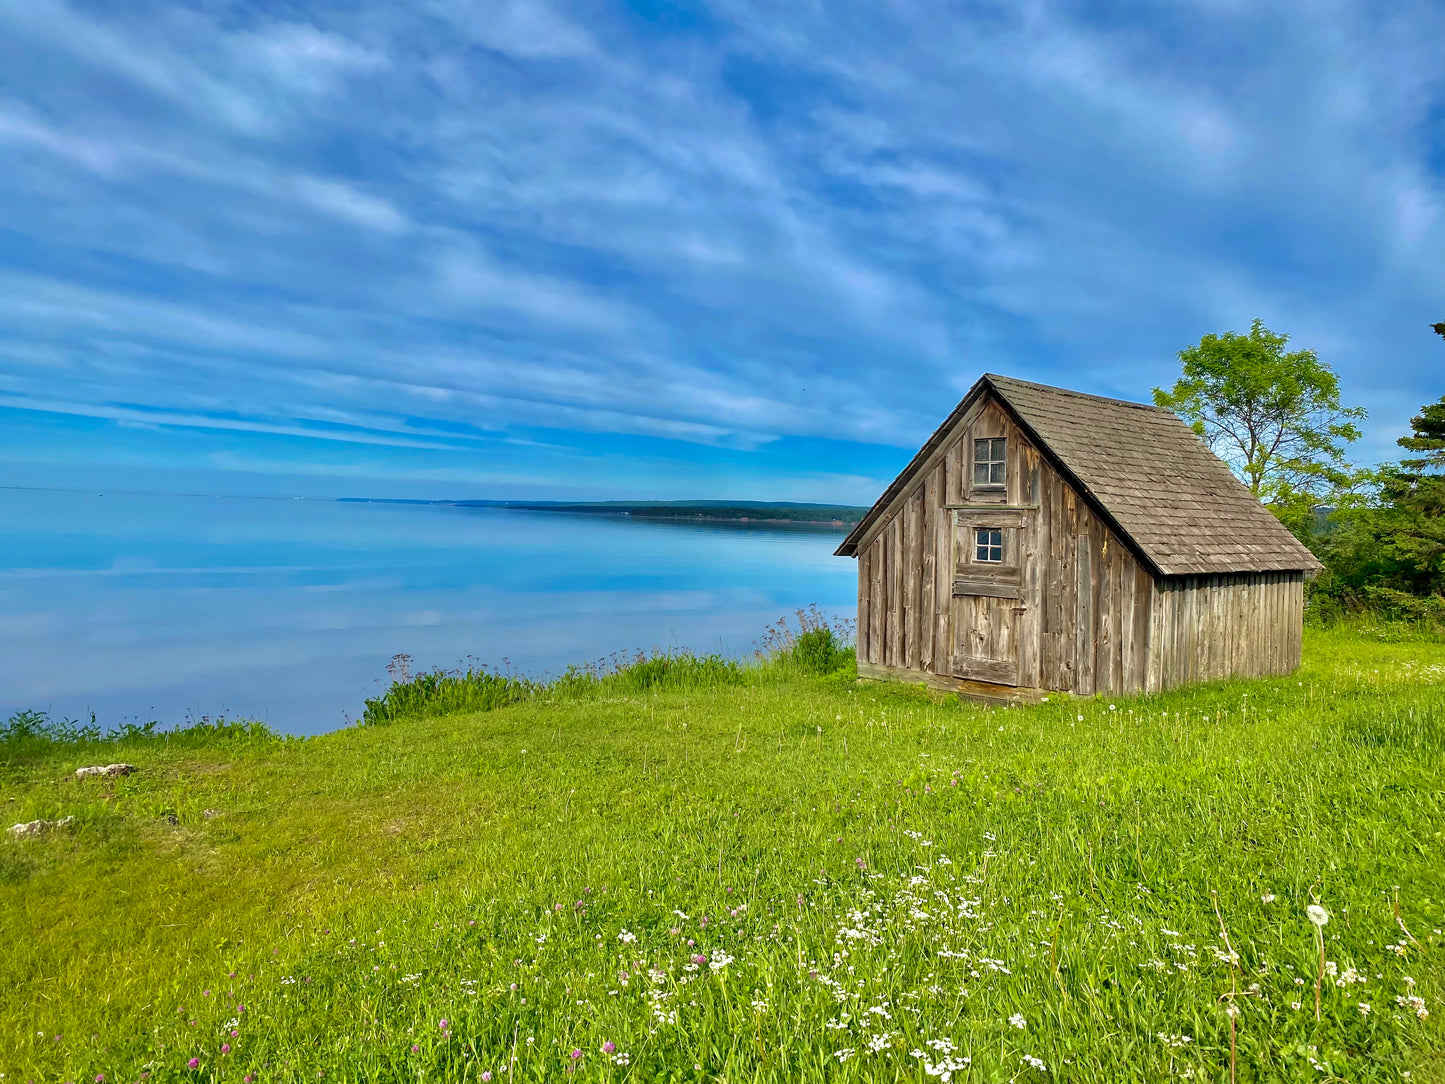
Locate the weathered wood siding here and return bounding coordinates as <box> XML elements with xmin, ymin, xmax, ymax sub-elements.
<box><xmin>854</xmin><ymin>391</ymin><xmax>1157</xmax><ymax>696</ymax></box>
<box><xmin>1146</xmin><ymin>572</ymin><xmax>1304</xmax><ymax>692</ymax></box>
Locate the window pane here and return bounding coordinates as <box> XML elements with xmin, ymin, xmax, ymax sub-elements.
<box><xmin>973</xmin><ymin>462</ymin><xmax>990</xmax><ymax>485</ymax></box>
<box><xmin>975</xmin><ymin>528</ymin><xmax>1004</xmax><ymax>562</ymax></box>
<box><xmin>991</xmin><ymin>438</ymin><xmax>1007</xmax><ymax>460</ymax></box>
<box><xmin>972</xmin><ymin>438</ymin><xmax>989</xmax><ymax>465</ymax></box>
<box><xmin>990</xmin><ymin>461</ymin><xmax>1006</xmax><ymax>484</ymax></box>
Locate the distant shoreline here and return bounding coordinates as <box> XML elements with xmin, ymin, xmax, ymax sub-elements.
<box><xmin>344</xmin><ymin>497</ymin><xmax>868</xmax><ymax>528</ymax></box>
<box><xmin>3</xmin><ymin>487</ymin><xmax>868</xmax><ymax>527</ymax></box>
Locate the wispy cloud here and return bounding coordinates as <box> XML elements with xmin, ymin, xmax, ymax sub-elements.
<box><xmin>0</xmin><ymin>0</ymin><xmax>1441</xmax><ymax>495</ymax></box>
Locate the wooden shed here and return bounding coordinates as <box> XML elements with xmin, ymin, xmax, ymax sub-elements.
<box><xmin>835</xmin><ymin>374</ymin><xmax>1322</xmax><ymax>701</ymax></box>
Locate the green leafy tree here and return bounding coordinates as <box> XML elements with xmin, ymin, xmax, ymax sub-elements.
<box><xmin>1153</xmin><ymin>319</ymin><xmax>1366</xmax><ymax>538</ymax></box>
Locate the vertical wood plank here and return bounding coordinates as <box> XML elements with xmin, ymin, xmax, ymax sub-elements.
<box><xmin>1017</xmin><ymin>446</ymin><xmax>1043</xmax><ymax>689</ymax></box>
<box><xmin>872</xmin><ymin>528</ymin><xmax>884</xmax><ymax>670</ymax></box>
<box><xmin>1267</xmin><ymin>574</ymin><xmax>1275</xmax><ymax>675</ymax></box>
<box><xmin>945</xmin><ymin>436</ymin><xmax>962</xmax><ymax>506</ymax></box>
<box><xmin>1119</xmin><ymin>552</ymin><xmax>1135</xmax><ymax>692</ymax></box>
<box><xmin>1110</xmin><ymin>541</ymin><xmax>1126</xmax><ymax>693</ymax></box>
<box><xmin>903</xmin><ymin>490</ymin><xmax>921</xmax><ymax>671</ymax></box>
<box><xmin>1132</xmin><ymin>565</ymin><xmax>1152</xmax><ymax>692</ymax></box>
<box><xmin>887</xmin><ymin>518</ymin><xmax>902</xmax><ymax>668</ymax></box>
<box><xmin>935</xmin><ymin>485</ymin><xmax>952</xmax><ymax>676</ymax></box>
<box><xmin>1179</xmin><ymin>576</ymin><xmax>1194</xmax><ymax>686</ymax></box>
<box><xmin>867</xmin><ymin>537</ymin><xmax>883</xmax><ymax>665</ymax></box>
<box><xmin>920</xmin><ymin>473</ymin><xmax>937</xmax><ymax>673</ymax></box>
<box><xmin>1163</xmin><ymin>578</ymin><xmax>1176</xmax><ymax>691</ymax></box>
<box><xmin>1145</xmin><ymin>575</ymin><xmax>1164</xmax><ymax>693</ymax></box>
<box><xmin>1209</xmin><ymin>575</ymin><xmax>1222</xmax><ymax>682</ymax></box>
<box><xmin>1269</xmin><ymin>574</ymin><xmax>1278</xmax><ymax>674</ymax></box>
<box><xmin>1075</xmin><ymin>533</ymin><xmax>1094</xmax><ymax>696</ymax></box>
<box><xmin>1061</xmin><ymin>486</ymin><xmax>1079</xmax><ymax>691</ymax></box>
<box><xmin>1241</xmin><ymin>575</ymin><xmax>1251</xmax><ymax>677</ymax></box>
<box><xmin>1097</xmin><ymin>534</ymin><xmax>1114</xmax><ymax>695</ymax></box>
<box><xmin>872</xmin><ymin>523</ymin><xmax>884</xmax><ymax>667</ymax></box>
<box><xmin>856</xmin><ymin>543</ymin><xmax>870</xmax><ymax>665</ymax></box>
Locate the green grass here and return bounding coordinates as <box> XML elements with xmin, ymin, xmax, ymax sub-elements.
<box><xmin>3</xmin><ymin>626</ymin><xmax>1443</xmax><ymax>1082</ymax></box>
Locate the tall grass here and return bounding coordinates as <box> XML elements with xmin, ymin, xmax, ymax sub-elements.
<box><xmin>362</xmin><ymin>608</ymin><xmax>854</xmax><ymax>725</ymax></box>
<box><xmin>0</xmin><ymin>708</ymin><xmax>277</xmax><ymax>756</ymax></box>
<box><xmin>2</xmin><ymin>623</ymin><xmax>1441</xmax><ymax>1083</ymax></box>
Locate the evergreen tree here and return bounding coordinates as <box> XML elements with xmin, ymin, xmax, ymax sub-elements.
<box><xmin>1371</xmin><ymin>324</ymin><xmax>1445</xmax><ymax>595</ymax></box>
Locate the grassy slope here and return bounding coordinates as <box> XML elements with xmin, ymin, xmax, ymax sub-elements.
<box><xmin>3</xmin><ymin>628</ymin><xmax>1444</xmax><ymax>1082</ymax></box>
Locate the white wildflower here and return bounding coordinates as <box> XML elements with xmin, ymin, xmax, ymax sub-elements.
<box><xmin>1397</xmin><ymin>994</ymin><xmax>1428</xmax><ymax>1020</ymax></box>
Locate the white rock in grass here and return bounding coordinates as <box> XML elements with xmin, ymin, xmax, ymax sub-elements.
<box><xmin>8</xmin><ymin>816</ymin><xmax>75</xmax><ymax>839</ymax></box>
<box><xmin>75</xmin><ymin>764</ymin><xmax>136</xmax><ymax>780</ymax></box>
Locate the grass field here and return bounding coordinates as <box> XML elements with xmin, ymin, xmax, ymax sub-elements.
<box><xmin>3</xmin><ymin>625</ymin><xmax>1444</xmax><ymax>1082</ymax></box>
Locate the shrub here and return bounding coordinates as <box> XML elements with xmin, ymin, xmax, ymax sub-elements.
<box><xmin>759</xmin><ymin>605</ymin><xmax>856</xmax><ymax>674</ymax></box>
<box><xmin>791</xmin><ymin>626</ymin><xmax>851</xmax><ymax>674</ymax></box>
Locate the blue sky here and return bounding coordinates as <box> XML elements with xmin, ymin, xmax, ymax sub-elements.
<box><xmin>1</xmin><ymin>0</ymin><xmax>1441</xmax><ymax>503</ymax></box>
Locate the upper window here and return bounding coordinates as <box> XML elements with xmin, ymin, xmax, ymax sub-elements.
<box><xmin>973</xmin><ymin>437</ymin><xmax>1007</xmax><ymax>487</ymax></box>
<box><xmin>974</xmin><ymin>527</ymin><xmax>1003</xmax><ymax>563</ymax></box>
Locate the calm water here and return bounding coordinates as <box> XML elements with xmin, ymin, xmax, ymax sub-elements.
<box><xmin>1</xmin><ymin>490</ymin><xmax>855</xmax><ymax>735</ymax></box>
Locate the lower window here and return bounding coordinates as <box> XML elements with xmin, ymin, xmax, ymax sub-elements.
<box><xmin>975</xmin><ymin>527</ymin><xmax>1003</xmax><ymax>563</ymax></box>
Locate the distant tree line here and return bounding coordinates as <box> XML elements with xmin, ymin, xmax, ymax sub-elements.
<box><xmin>1154</xmin><ymin>319</ymin><xmax>1445</xmax><ymax>622</ymax></box>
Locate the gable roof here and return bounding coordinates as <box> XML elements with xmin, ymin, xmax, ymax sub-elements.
<box><xmin>835</xmin><ymin>373</ymin><xmax>1323</xmax><ymax>577</ymax></box>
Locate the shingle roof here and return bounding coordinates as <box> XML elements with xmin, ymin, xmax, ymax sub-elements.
<box><xmin>836</xmin><ymin>373</ymin><xmax>1323</xmax><ymax>576</ymax></box>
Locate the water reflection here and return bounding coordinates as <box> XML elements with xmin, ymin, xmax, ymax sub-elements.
<box><xmin>1</xmin><ymin>490</ymin><xmax>855</xmax><ymax>735</ymax></box>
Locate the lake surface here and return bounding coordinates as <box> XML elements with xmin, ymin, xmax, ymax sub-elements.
<box><xmin>1</xmin><ymin>490</ymin><xmax>856</xmax><ymax>735</ymax></box>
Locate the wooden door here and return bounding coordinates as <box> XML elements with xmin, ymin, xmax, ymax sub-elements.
<box><xmin>950</xmin><ymin>512</ymin><xmax>1023</xmax><ymax>686</ymax></box>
